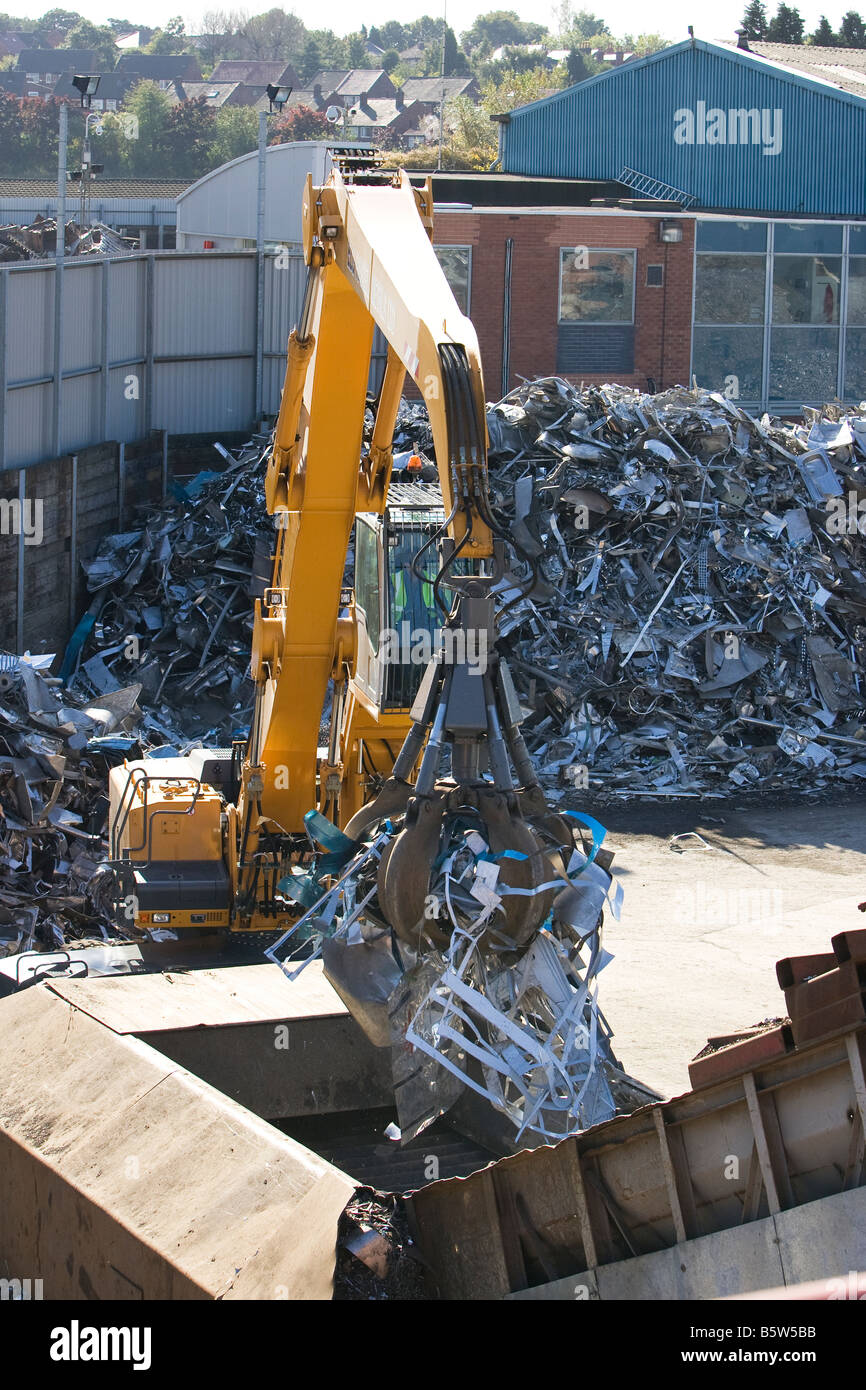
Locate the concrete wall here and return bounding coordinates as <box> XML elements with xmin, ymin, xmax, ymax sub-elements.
<box><xmin>0</xmin><ymin>433</ymin><xmax>166</xmax><ymax>655</ymax></box>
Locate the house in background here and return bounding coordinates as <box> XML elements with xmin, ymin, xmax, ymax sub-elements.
<box><xmin>116</xmin><ymin>53</ymin><xmax>203</xmax><ymax>88</ymax></box>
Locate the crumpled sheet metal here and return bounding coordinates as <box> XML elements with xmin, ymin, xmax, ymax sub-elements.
<box><xmin>482</xmin><ymin>380</ymin><xmax>866</xmax><ymax>798</ymax></box>
<box><xmin>267</xmin><ymin>809</ymin><xmax>625</xmax><ymax>1144</ymax></box>
<box><xmin>0</xmin><ymin>650</ymin><xmax>122</xmax><ymax>955</ymax></box>
<box><xmin>64</xmin><ymin>436</ymin><xmax>274</xmax><ymax>749</ymax></box>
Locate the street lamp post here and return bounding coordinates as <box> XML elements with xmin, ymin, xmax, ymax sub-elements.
<box><xmin>72</xmin><ymin>75</ymin><xmax>101</xmax><ymax>229</ymax></box>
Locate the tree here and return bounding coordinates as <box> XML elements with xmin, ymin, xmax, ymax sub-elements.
<box><xmin>766</xmin><ymin>4</ymin><xmax>804</xmax><ymax>42</ymax></box>
<box><xmin>269</xmin><ymin>104</ymin><xmax>330</xmax><ymax>141</ymax></box>
<box><xmin>299</xmin><ymin>36</ymin><xmax>322</xmax><ymax>83</ymax></box>
<box><xmin>123</xmin><ymin>79</ymin><xmax>171</xmax><ymax>175</ymax></box>
<box><xmin>461</xmin><ymin>10</ymin><xmax>547</xmax><ymax>57</ymax></box>
<box><xmin>0</xmin><ymin>92</ymin><xmax>24</xmax><ymax>174</ymax></box>
<box><xmin>39</xmin><ymin>8</ymin><xmax>82</xmax><ymax>34</ymax></box>
<box><xmin>377</xmin><ymin>21</ymin><xmax>409</xmax><ymax>50</ymax></box>
<box><xmin>570</xmin><ymin>10</ymin><xmax>608</xmax><ymax>39</ymax></box>
<box><xmin>162</xmin><ymin>98</ymin><xmax>215</xmax><ymax>178</ymax></box>
<box><xmin>346</xmin><ymin>32</ymin><xmax>367</xmax><ymax>66</ymax></box>
<box><xmin>839</xmin><ymin>10</ymin><xmax>866</xmax><ymax>44</ymax></box>
<box><xmin>63</xmin><ymin>19</ymin><xmax>118</xmax><ymax>66</ymax></box>
<box><xmin>19</xmin><ymin>95</ymin><xmax>59</xmax><ymax>174</ymax></box>
<box><xmin>212</xmin><ymin>104</ymin><xmax>258</xmax><ymax>162</ymax></box>
<box><xmin>810</xmin><ymin>15</ymin><xmax>836</xmax><ymax>42</ymax></box>
<box><xmin>740</xmin><ymin>1</ymin><xmax>769</xmax><ymax>38</ymax></box>
<box><xmin>235</xmin><ymin>8</ymin><xmax>304</xmax><ymax>60</ymax></box>
<box><xmin>566</xmin><ymin>48</ymin><xmax>591</xmax><ymax>83</ymax></box>
<box><xmin>382</xmin><ymin>48</ymin><xmax>400</xmax><ymax>72</ymax></box>
<box><xmin>146</xmin><ymin>17</ymin><xmax>187</xmax><ymax>55</ymax></box>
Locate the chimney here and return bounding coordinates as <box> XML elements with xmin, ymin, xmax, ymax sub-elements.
<box><xmin>360</xmin><ymin>89</ymin><xmax>367</xmax><ymax>106</ymax></box>
<box><xmin>736</xmin><ymin>29</ymin><xmax>750</xmax><ymax>50</ymax></box>
<box><xmin>313</xmin><ymin>82</ymin><xmax>322</xmax><ymax>100</ymax></box>
<box><xmin>395</xmin><ymin>87</ymin><xmax>404</xmax><ymax>109</ymax></box>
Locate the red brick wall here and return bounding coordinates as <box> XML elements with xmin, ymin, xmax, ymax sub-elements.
<box><xmin>434</xmin><ymin>209</ymin><xmax>696</xmax><ymax>398</ymax></box>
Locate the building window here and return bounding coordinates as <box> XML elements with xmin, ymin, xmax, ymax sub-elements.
<box><xmin>559</xmin><ymin>248</ymin><xmax>635</xmax><ymax>324</ymax></box>
<box><xmin>695</xmin><ymin>255</ymin><xmax>765</xmax><ymax>324</ymax></box>
<box><xmin>772</xmin><ymin>255</ymin><xmax>842</xmax><ymax>324</ymax></box>
<box><xmin>646</xmin><ymin>264</ymin><xmax>664</xmax><ymax>287</ymax></box>
<box><xmin>434</xmin><ymin>245</ymin><xmax>471</xmax><ymax>314</ymax></box>
<box><xmin>26</xmin><ymin>72</ymin><xmax>39</xmax><ymax>82</ymax></box>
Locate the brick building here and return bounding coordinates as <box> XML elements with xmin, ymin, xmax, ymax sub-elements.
<box><xmin>432</xmin><ymin>201</ymin><xmax>695</xmax><ymax>399</ymax></box>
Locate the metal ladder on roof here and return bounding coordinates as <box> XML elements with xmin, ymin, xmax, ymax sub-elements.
<box><xmin>618</xmin><ymin>166</ymin><xmax>698</xmax><ymax>206</ymax></box>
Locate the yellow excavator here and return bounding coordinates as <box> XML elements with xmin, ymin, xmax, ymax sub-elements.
<box><xmin>108</xmin><ymin>151</ymin><xmax>560</xmax><ymax>953</ymax></box>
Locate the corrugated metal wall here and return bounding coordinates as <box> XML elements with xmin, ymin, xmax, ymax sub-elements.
<box><xmin>502</xmin><ymin>40</ymin><xmax>866</xmax><ymax>217</ymax></box>
<box><xmin>0</xmin><ymin>249</ymin><xmax>308</xmax><ymax>471</ymax></box>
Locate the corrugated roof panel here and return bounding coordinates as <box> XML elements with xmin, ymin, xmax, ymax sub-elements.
<box><xmin>502</xmin><ymin>40</ymin><xmax>866</xmax><ymax>217</ymax></box>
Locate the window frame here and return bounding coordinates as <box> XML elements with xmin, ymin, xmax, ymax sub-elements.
<box><xmin>434</xmin><ymin>243</ymin><xmax>472</xmax><ymax>315</ymax></box>
<box><xmin>557</xmin><ymin>246</ymin><xmax>637</xmax><ymax>327</ymax></box>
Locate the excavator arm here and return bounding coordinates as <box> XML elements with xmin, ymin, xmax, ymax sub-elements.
<box><xmin>110</xmin><ymin>155</ymin><xmax>559</xmax><ymax>945</ymax></box>
<box><xmin>249</xmin><ymin>162</ymin><xmax>493</xmax><ymax>838</ymax></box>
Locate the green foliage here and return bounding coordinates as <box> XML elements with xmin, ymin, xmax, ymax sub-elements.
<box><xmin>810</xmin><ymin>15</ymin><xmax>836</xmax><ymax>42</ymax></box>
<box><xmin>382</xmin><ymin>49</ymin><xmax>400</xmax><ymax>72</ymax></box>
<box><xmin>766</xmin><ymin>3</ymin><xmax>804</xmax><ymax>43</ymax></box>
<box><xmin>39</xmin><ymin>8</ymin><xmax>82</xmax><ymax>33</ymax></box>
<box><xmin>298</xmin><ymin>37</ymin><xmax>322</xmax><ymax>84</ymax></box>
<box><xmin>146</xmin><ymin>17</ymin><xmax>186</xmax><ymax>55</ymax></box>
<box><xmin>212</xmin><ymin>105</ymin><xmax>259</xmax><ymax>164</ymax></box>
<box><xmin>461</xmin><ymin>9</ymin><xmax>547</xmax><ymax>57</ymax></box>
<box><xmin>839</xmin><ymin>10</ymin><xmax>866</xmax><ymax>44</ymax></box>
<box><xmin>740</xmin><ymin>1</ymin><xmax>769</xmax><ymax>39</ymax></box>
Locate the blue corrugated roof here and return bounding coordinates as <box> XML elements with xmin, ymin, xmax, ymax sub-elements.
<box><xmin>501</xmin><ymin>40</ymin><xmax>866</xmax><ymax>216</ymax></box>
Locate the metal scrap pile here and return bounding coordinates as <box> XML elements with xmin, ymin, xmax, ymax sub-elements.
<box><xmin>63</xmin><ymin>436</ymin><xmax>272</xmax><ymax>748</ymax></box>
<box><xmin>0</xmin><ymin>437</ymin><xmax>272</xmax><ymax>953</ymax></box>
<box><xmin>478</xmin><ymin>379</ymin><xmax>866</xmax><ymax>799</ymax></box>
<box><xmin>0</xmin><ymin>217</ymin><xmax>137</xmax><ymax>262</ymax></box>
<box><xmin>0</xmin><ymin>652</ymin><xmax>120</xmax><ymax>955</ymax></box>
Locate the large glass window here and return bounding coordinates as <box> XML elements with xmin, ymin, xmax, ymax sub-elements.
<box><xmin>692</xmin><ymin>327</ymin><xmax>763</xmax><ymax>399</ymax></box>
<box><xmin>696</xmin><ymin>221</ymin><xmax>767</xmax><ymax>253</ymax></box>
<box><xmin>769</xmin><ymin>328</ymin><xmax>839</xmax><ymax>402</ymax></box>
<box><xmin>354</xmin><ymin>519</ymin><xmax>380</xmax><ymax>652</ymax></box>
<box><xmin>695</xmin><ymin>255</ymin><xmax>765</xmax><ymax>324</ymax></box>
<box><xmin>845</xmin><ymin>330</ymin><xmax>866</xmax><ymax>399</ymax></box>
<box><xmin>559</xmin><ymin>248</ymin><xmax>635</xmax><ymax>323</ymax></box>
<box><xmin>434</xmin><ymin>245</ymin><xmax>471</xmax><ymax>313</ymax></box>
<box><xmin>848</xmin><ymin>258</ymin><xmax>866</xmax><ymax>325</ymax></box>
<box><xmin>772</xmin><ymin>256</ymin><xmax>842</xmax><ymax>324</ymax></box>
<box><xmin>774</xmin><ymin>222</ymin><xmax>843</xmax><ymax>255</ymax></box>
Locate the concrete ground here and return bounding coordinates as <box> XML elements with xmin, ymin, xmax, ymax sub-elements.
<box><xmin>589</xmin><ymin>794</ymin><xmax>866</xmax><ymax>1099</ymax></box>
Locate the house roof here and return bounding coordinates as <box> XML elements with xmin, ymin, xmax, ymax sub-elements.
<box><xmin>172</xmin><ymin>80</ymin><xmax>245</xmax><ymax>107</ymax></box>
<box><xmin>345</xmin><ymin>96</ymin><xmax>422</xmax><ymax>129</ymax></box>
<box><xmin>16</xmin><ymin>48</ymin><xmax>98</xmax><ymax>71</ymax></box>
<box><xmin>54</xmin><ymin>72</ymin><xmax>138</xmax><ymax>101</ymax></box>
<box><xmin>0</xmin><ymin>178</ymin><xmax>190</xmax><ymax>199</ymax></box>
<box><xmin>718</xmin><ymin>40</ymin><xmax>866</xmax><ymax>99</ymax></box>
<box><xmin>401</xmin><ymin>76</ymin><xmax>477</xmax><ymax>103</ymax></box>
<box><xmin>116</xmin><ymin>53</ymin><xmax>202</xmax><ymax>80</ymax></box>
<box><xmin>210</xmin><ymin>59</ymin><xmax>298</xmax><ymax>86</ymax></box>
<box><xmin>310</xmin><ymin>69</ymin><xmax>350</xmax><ymax>92</ymax></box>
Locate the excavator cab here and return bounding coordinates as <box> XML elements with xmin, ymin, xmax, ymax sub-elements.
<box><xmin>353</xmin><ymin>479</ymin><xmax>453</xmax><ymax>713</ymax></box>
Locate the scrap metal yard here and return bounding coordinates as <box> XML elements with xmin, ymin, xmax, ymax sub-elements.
<box><xmin>1</xmin><ymin>32</ymin><xmax>866</xmax><ymax>1323</ymax></box>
